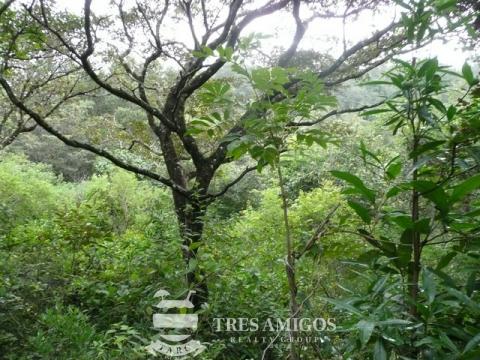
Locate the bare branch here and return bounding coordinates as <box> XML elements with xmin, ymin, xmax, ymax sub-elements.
<box><xmin>78</xmin><ymin>0</ymin><xmax>177</xmax><ymax>131</ymax></box>
<box><xmin>182</xmin><ymin>0</ymin><xmax>200</xmax><ymax>49</ymax></box>
<box><xmin>318</xmin><ymin>20</ymin><xmax>398</xmax><ymax>80</ymax></box>
<box><xmin>278</xmin><ymin>0</ymin><xmax>306</xmax><ymax>67</ymax></box>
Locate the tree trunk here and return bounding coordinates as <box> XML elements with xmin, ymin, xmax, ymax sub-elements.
<box><xmin>154</xmin><ymin>112</ymin><xmax>211</xmax><ymax>310</ymax></box>
<box><xmin>409</xmin><ymin>134</ymin><xmax>421</xmax><ymax>318</ymax></box>
<box><xmin>173</xmin><ymin>193</ymin><xmax>209</xmax><ymax>310</ymax></box>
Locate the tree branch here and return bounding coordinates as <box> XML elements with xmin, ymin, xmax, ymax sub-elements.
<box><xmin>278</xmin><ymin>0</ymin><xmax>306</xmax><ymax>67</ymax></box>
<box><xmin>78</xmin><ymin>0</ymin><xmax>177</xmax><ymax>131</ymax></box>
<box><xmin>287</xmin><ymin>98</ymin><xmax>388</xmax><ymax>127</ymax></box>
<box><xmin>0</xmin><ymin>76</ymin><xmax>190</xmax><ymax>196</ymax></box>
<box><xmin>295</xmin><ymin>204</ymin><xmax>340</xmax><ymax>260</ymax></box>
<box><xmin>203</xmin><ymin>165</ymin><xmax>257</xmax><ymax>201</ymax></box>
<box><xmin>0</xmin><ymin>0</ymin><xmax>14</xmax><ymax>17</ymax></box>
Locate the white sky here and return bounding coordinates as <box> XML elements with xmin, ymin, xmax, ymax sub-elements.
<box><xmin>57</xmin><ymin>0</ymin><xmax>476</xmax><ymax>70</ymax></box>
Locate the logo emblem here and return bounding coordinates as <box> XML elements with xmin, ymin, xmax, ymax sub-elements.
<box><xmin>146</xmin><ymin>289</ymin><xmax>206</xmax><ymax>357</ymax></box>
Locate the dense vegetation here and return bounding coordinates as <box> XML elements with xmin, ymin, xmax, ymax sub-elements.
<box><xmin>0</xmin><ymin>0</ymin><xmax>479</xmax><ymax>359</ymax></box>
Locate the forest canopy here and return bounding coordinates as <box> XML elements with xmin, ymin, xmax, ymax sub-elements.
<box><xmin>0</xmin><ymin>0</ymin><xmax>479</xmax><ymax>359</ymax></box>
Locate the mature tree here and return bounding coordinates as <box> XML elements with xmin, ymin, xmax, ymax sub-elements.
<box><xmin>0</xmin><ymin>0</ymin><xmax>475</xmax><ymax>312</ymax></box>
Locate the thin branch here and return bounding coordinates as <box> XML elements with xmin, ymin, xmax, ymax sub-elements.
<box><xmin>295</xmin><ymin>204</ymin><xmax>340</xmax><ymax>260</ymax></box>
<box><xmin>182</xmin><ymin>0</ymin><xmax>200</xmax><ymax>49</ymax></box>
<box><xmin>128</xmin><ymin>139</ymin><xmax>163</xmax><ymax>157</ymax></box>
<box><xmin>0</xmin><ymin>117</ymin><xmax>37</xmax><ymax>150</ymax></box>
<box><xmin>287</xmin><ymin>98</ymin><xmax>388</xmax><ymax>127</ymax></box>
<box><xmin>318</xmin><ymin>20</ymin><xmax>398</xmax><ymax>80</ymax></box>
<box><xmin>78</xmin><ymin>0</ymin><xmax>177</xmax><ymax>131</ymax></box>
<box><xmin>0</xmin><ymin>76</ymin><xmax>190</xmax><ymax>196</ymax></box>
<box><xmin>203</xmin><ymin>165</ymin><xmax>257</xmax><ymax>201</ymax></box>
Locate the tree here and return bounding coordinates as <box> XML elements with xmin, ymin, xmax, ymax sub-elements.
<box><xmin>0</xmin><ymin>0</ymin><xmax>475</xmax><ymax>310</ymax></box>
<box><xmin>330</xmin><ymin>59</ymin><xmax>480</xmax><ymax>358</ymax></box>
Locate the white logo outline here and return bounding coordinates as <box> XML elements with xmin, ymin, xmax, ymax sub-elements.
<box><xmin>146</xmin><ymin>289</ymin><xmax>206</xmax><ymax>357</ymax></box>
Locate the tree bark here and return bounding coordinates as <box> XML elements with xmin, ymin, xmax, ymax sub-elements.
<box><xmin>175</xmin><ymin>195</ymin><xmax>209</xmax><ymax>310</ymax></box>
<box><xmin>153</xmin><ymin>104</ymin><xmax>211</xmax><ymax>309</ymax></box>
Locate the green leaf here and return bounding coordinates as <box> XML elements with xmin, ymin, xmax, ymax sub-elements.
<box><xmin>388</xmin><ymin>212</ymin><xmax>412</xmax><ymax>229</ymax></box>
<box><xmin>463</xmin><ymin>333</ymin><xmax>480</xmax><ymax>354</ymax></box>
<box><xmin>429</xmin><ymin>267</ymin><xmax>458</xmax><ymax>289</ymax></box>
<box><xmin>192</xmin><ymin>45</ymin><xmax>213</xmax><ymax>59</ymax></box>
<box><xmin>435</xmin><ymin>0</ymin><xmax>458</xmax><ymax>11</ymax></box>
<box><xmin>393</xmin><ymin>58</ymin><xmax>415</xmax><ymax>73</ymax></box>
<box><xmin>393</xmin><ymin>0</ymin><xmax>413</xmax><ymax>10</ymax></box>
<box><xmin>447</xmin><ymin>105</ymin><xmax>457</xmax><ymax>120</ymax></box>
<box><xmin>427</xmin><ymin>98</ymin><xmax>447</xmax><ymax>114</ymax></box>
<box><xmin>321</xmin><ymin>297</ymin><xmax>362</xmax><ymax>316</ymax></box>
<box><xmin>224</xmin><ymin>47</ymin><xmax>233</xmax><ymax>60</ymax></box>
<box><xmin>331</xmin><ymin>171</ymin><xmax>376</xmax><ymax>203</ymax></box>
<box><xmin>227</xmin><ymin>140</ymin><xmax>250</xmax><ymax>160</ymax></box>
<box><xmin>357</xmin><ymin>320</ymin><xmax>375</xmax><ymax>346</ymax></box>
<box><xmin>374</xmin><ymin>338</ymin><xmax>387</xmax><ymax>360</ymax></box>
<box><xmin>440</xmin><ymin>332</ymin><xmax>460</xmax><ymax>353</ymax></box>
<box><xmin>462</xmin><ymin>62</ymin><xmax>477</xmax><ymax>86</ymax></box>
<box><xmin>418</xmin><ymin>59</ymin><xmax>439</xmax><ymax>79</ymax></box>
<box><xmin>398</xmin><ymin>229</ymin><xmax>413</xmax><ymax>268</ymax></box>
<box><xmin>189</xmin><ymin>242</ymin><xmax>202</xmax><ymax>251</ymax></box>
<box><xmin>411</xmin><ymin>180</ymin><xmax>449</xmax><ymax>214</ymax></box>
<box><xmin>436</xmin><ymin>252</ymin><xmax>457</xmax><ymax>270</ymax></box>
<box><xmin>261</xmin><ymin>145</ymin><xmax>279</xmax><ymax>166</ymax></box>
<box><xmin>231</xmin><ymin>63</ymin><xmax>249</xmax><ymax>77</ymax></box>
<box><xmin>218</xmin><ymin>46</ymin><xmax>233</xmax><ymax>61</ymax></box>
<box><xmin>187</xmin><ymin>259</ymin><xmax>198</xmax><ymax>273</ymax></box>
<box><xmin>386</xmin><ymin>162</ymin><xmax>402</xmax><ymax>180</ymax></box>
<box><xmin>359</xmin><ymin>141</ymin><xmax>382</xmax><ymax>165</ymax></box>
<box><xmin>372</xmin><ymin>275</ymin><xmax>389</xmax><ymax>296</ymax></box>
<box><xmin>409</xmin><ymin>140</ymin><xmax>446</xmax><ymax>159</ymax></box>
<box><xmin>347</xmin><ymin>200</ymin><xmax>372</xmax><ymax>224</ymax></box>
<box><xmin>466</xmin><ymin>272</ymin><xmax>477</xmax><ymax>296</ymax></box>
<box><xmin>386</xmin><ymin>185</ymin><xmax>407</xmax><ymax>198</ymax></box>
<box><xmin>450</xmin><ymin>174</ymin><xmax>480</xmax><ymax>204</ymax></box>
<box><xmin>422</xmin><ymin>268</ymin><xmax>436</xmax><ymax>304</ymax></box>
<box><xmin>446</xmin><ymin>288</ymin><xmax>480</xmax><ymax>312</ymax></box>
<box><xmin>413</xmin><ymin>218</ymin><xmax>430</xmax><ymax>234</ymax></box>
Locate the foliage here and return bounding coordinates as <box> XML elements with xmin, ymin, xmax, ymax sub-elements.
<box><xmin>328</xmin><ymin>58</ymin><xmax>480</xmax><ymax>358</ymax></box>
<box><xmin>0</xmin><ymin>0</ymin><xmax>478</xmax><ymax>358</ymax></box>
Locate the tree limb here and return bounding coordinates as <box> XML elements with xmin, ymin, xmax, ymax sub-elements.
<box><xmin>287</xmin><ymin>98</ymin><xmax>388</xmax><ymax>127</ymax></box>
<box><xmin>203</xmin><ymin>165</ymin><xmax>257</xmax><ymax>201</ymax></box>
<box><xmin>0</xmin><ymin>76</ymin><xmax>190</xmax><ymax>196</ymax></box>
